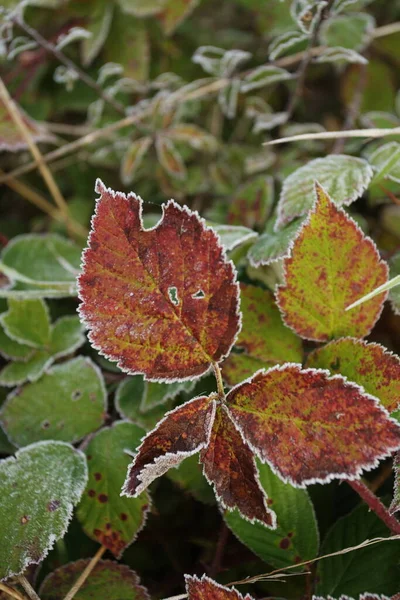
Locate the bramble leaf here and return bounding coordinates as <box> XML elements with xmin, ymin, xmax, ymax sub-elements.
<box><xmin>200</xmin><ymin>405</ymin><xmax>274</xmax><ymax>527</ymax></box>
<box><xmin>306</xmin><ymin>338</ymin><xmax>400</xmax><ymax>414</ymax></box>
<box><xmin>0</xmin><ymin>298</ymin><xmax>50</xmax><ymax>348</ymax></box>
<box><xmin>0</xmin><ymin>441</ymin><xmax>87</xmax><ymax>581</ymax></box>
<box><xmin>222</xmin><ymin>284</ymin><xmax>302</xmax><ymax>385</ymax></box>
<box><xmin>225</xmin><ymin>461</ymin><xmax>319</xmax><ymax>569</ymax></box>
<box><xmin>276</xmin><ymin>156</ymin><xmax>373</xmax><ymax>228</ymax></box>
<box><xmin>226</xmin><ymin>364</ymin><xmax>400</xmax><ymax>487</ymax></box>
<box><xmin>122</xmin><ymin>395</ymin><xmax>216</xmax><ymax>496</ymax></box>
<box><xmin>240</xmin><ymin>65</ymin><xmax>292</xmax><ymax>93</ymax></box>
<box><xmin>227</xmin><ymin>176</ymin><xmax>274</xmax><ymax>230</ymax></box>
<box><xmin>247</xmin><ymin>218</ymin><xmax>304</xmax><ymax>267</ymax></box>
<box><xmin>77</xmin><ymin>422</ymin><xmax>150</xmax><ymax>557</ymax></box>
<box><xmin>78</xmin><ymin>180</ymin><xmax>240</xmax><ymax>381</ymax></box>
<box><xmin>0</xmin><ymin>357</ymin><xmax>106</xmax><ymax>446</ymax></box>
<box><xmin>115</xmin><ymin>375</ymin><xmax>174</xmax><ymax>431</ymax></box>
<box><xmin>39</xmin><ymin>559</ymin><xmax>150</xmax><ymax>600</ymax></box>
<box><xmin>276</xmin><ymin>184</ymin><xmax>388</xmax><ymax>341</ymax></box>
<box><xmin>185</xmin><ymin>575</ymin><xmax>254</xmax><ymax>600</ymax></box>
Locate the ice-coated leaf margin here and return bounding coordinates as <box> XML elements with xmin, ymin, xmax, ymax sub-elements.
<box><xmin>185</xmin><ymin>573</ymin><xmax>255</xmax><ymax>600</ymax></box>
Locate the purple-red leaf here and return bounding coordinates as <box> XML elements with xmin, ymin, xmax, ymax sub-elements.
<box><xmin>276</xmin><ymin>183</ymin><xmax>388</xmax><ymax>341</ymax></box>
<box><xmin>78</xmin><ymin>180</ymin><xmax>240</xmax><ymax>381</ymax></box>
<box><xmin>200</xmin><ymin>405</ymin><xmax>275</xmax><ymax>527</ymax></box>
<box><xmin>185</xmin><ymin>574</ymin><xmax>254</xmax><ymax>600</ymax></box>
<box><xmin>122</xmin><ymin>395</ymin><xmax>216</xmax><ymax>496</ymax></box>
<box><xmin>226</xmin><ymin>364</ymin><xmax>400</xmax><ymax>487</ymax></box>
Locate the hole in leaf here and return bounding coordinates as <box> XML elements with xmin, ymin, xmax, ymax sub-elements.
<box><xmin>41</xmin><ymin>420</ymin><xmax>50</xmax><ymax>429</ymax></box>
<box><xmin>168</xmin><ymin>286</ymin><xmax>180</xmax><ymax>306</ymax></box>
<box><xmin>192</xmin><ymin>289</ymin><xmax>205</xmax><ymax>299</ymax></box>
<box><xmin>71</xmin><ymin>389</ymin><xmax>82</xmax><ymax>401</ymax></box>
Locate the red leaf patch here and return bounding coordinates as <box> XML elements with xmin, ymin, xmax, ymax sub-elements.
<box><xmin>276</xmin><ymin>183</ymin><xmax>388</xmax><ymax>341</ymax></box>
<box><xmin>226</xmin><ymin>364</ymin><xmax>400</xmax><ymax>487</ymax></box>
<box><xmin>78</xmin><ymin>180</ymin><xmax>240</xmax><ymax>381</ymax></box>
<box><xmin>200</xmin><ymin>405</ymin><xmax>275</xmax><ymax>527</ymax></box>
<box><xmin>185</xmin><ymin>574</ymin><xmax>254</xmax><ymax>600</ymax></box>
<box><xmin>122</xmin><ymin>395</ymin><xmax>216</xmax><ymax>496</ymax></box>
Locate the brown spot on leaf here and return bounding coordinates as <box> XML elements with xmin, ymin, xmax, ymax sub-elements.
<box><xmin>94</xmin><ymin>472</ymin><xmax>102</xmax><ymax>481</ymax></box>
<box><xmin>88</xmin><ymin>489</ymin><xmax>96</xmax><ymax>497</ymax></box>
<box><xmin>47</xmin><ymin>499</ymin><xmax>61</xmax><ymax>512</ymax></box>
<box><xmin>120</xmin><ymin>513</ymin><xmax>128</xmax><ymax>521</ymax></box>
<box><xmin>21</xmin><ymin>515</ymin><xmax>30</xmax><ymax>525</ymax></box>
<box><xmin>98</xmin><ymin>493</ymin><xmax>108</xmax><ymax>503</ymax></box>
<box><xmin>279</xmin><ymin>537</ymin><xmax>290</xmax><ymax>550</ymax></box>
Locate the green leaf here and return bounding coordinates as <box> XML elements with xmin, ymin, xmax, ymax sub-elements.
<box><xmin>306</xmin><ymin>338</ymin><xmax>400</xmax><ymax>414</ymax></box>
<box><xmin>77</xmin><ymin>422</ymin><xmax>150</xmax><ymax>557</ymax></box>
<box><xmin>0</xmin><ymin>441</ymin><xmax>87</xmax><ymax>581</ymax></box>
<box><xmin>208</xmin><ymin>223</ymin><xmax>258</xmax><ymax>252</ymax></box>
<box><xmin>105</xmin><ymin>9</ymin><xmax>149</xmax><ymax>81</ymax></box>
<box><xmin>40</xmin><ymin>560</ymin><xmax>150</xmax><ymax>600</ymax></box>
<box><xmin>49</xmin><ymin>315</ymin><xmax>85</xmax><ymax>357</ymax></box>
<box><xmin>320</xmin><ymin>12</ymin><xmax>374</xmax><ymax>52</ymax></box>
<box><xmin>247</xmin><ymin>218</ymin><xmax>305</xmax><ymax>266</ymax></box>
<box><xmin>115</xmin><ymin>376</ymin><xmax>174</xmax><ymax>430</ymax></box>
<box><xmin>222</xmin><ymin>284</ymin><xmax>302</xmax><ymax>385</ymax></box>
<box><xmin>167</xmin><ymin>454</ymin><xmax>215</xmax><ymax>504</ymax></box>
<box><xmin>368</xmin><ymin>142</ymin><xmax>400</xmax><ymax>184</ymax></box>
<box><xmin>141</xmin><ymin>379</ymin><xmax>196</xmax><ymax>412</ymax></box>
<box><xmin>389</xmin><ymin>253</ymin><xmax>400</xmax><ymax>314</ymax></box>
<box><xmin>227</xmin><ymin>176</ymin><xmax>274</xmax><ymax>230</ymax></box>
<box><xmin>81</xmin><ymin>0</ymin><xmax>114</xmax><ymax>66</ymax></box>
<box><xmin>313</xmin><ymin>46</ymin><xmax>368</xmax><ymax>65</ymax></box>
<box><xmin>0</xmin><ymin>357</ymin><xmax>106</xmax><ymax>446</ymax></box>
<box><xmin>276</xmin><ymin>155</ymin><xmax>373</xmax><ymax>228</ymax></box>
<box><xmin>158</xmin><ymin>0</ymin><xmax>200</xmax><ymax>35</ymax></box>
<box><xmin>0</xmin><ymin>326</ymin><xmax>34</xmax><ymax>361</ymax></box>
<box><xmin>268</xmin><ymin>30</ymin><xmax>309</xmax><ymax>61</ymax></box>
<box><xmin>0</xmin><ymin>350</ymin><xmax>53</xmax><ymax>387</ymax></box>
<box><xmin>241</xmin><ymin>66</ymin><xmax>292</xmax><ymax>93</ymax></box>
<box><xmin>277</xmin><ymin>184</ymin><xmax>388</xmax><ymax>341</ymax></box>
<box><xmin>316</xmin><ymin>503</ymin><xmax>400</xmax><ymax>596</ymax></box>
<box><xmin>39</xmin><ymin>559</ymin><xmax>150</xmax><ymax>600</ymax></box>
<box><xmin>224</xmin><ymin>460</ymin><xmax>319</xmax><ymax>569</ymax></box>
<box><xmin>0</xmin><ymin>298</ymin><xmax>50</xmax><ymax>348</ymax></box>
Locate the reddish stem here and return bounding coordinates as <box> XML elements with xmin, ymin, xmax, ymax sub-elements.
<box><xmin>347</xmin><ymin>478</ymin><xmax>400</xmax><ymax>535</ymax></box>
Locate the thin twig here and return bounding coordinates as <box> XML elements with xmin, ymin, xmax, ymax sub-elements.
<box><xmin>10</xmin><ymin>15</ymin><xmax>125</xmax><ymax>117</ymax></box>
<box><xmin>0</xmin><ymin>106</ymin><xmax>153</xmax><ymax>185</ymax></box>
<box><xmin>63</xmin><ymin>545</ymin><xmax>106</xmax><ymax>600</ymax></box>
<box><xmin>0</xmin><ymin>583</ymin><xmax>28</xmax><ymax>600</ymax></box>
<box><xmin>347</xmin><ymin>479</ymin><xmax>400</xmax><ymax>535</ymax></box>
<box><xmin>0</xmin><ymin>77</ymin><xmax>70</xmax><ymax>230</ymax></box>
<box><xmin>212</xmin><ymin>362</ymin><xmax>225</xmax><ymax>399</ymax></box>
<box><xmin>17</xmin><ymin>577</ymin><xmax>41</xmax><ymax>600</ymax></box>
<box><xmin>0</xmin><ymin>168</ymin><xmax>88</xmax><ymax>239</ymax></box>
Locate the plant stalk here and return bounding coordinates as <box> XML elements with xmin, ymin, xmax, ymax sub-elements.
<box><xmin>347</xmin><ymin>478</ymin><xmax>400</xmax><ymax>535</ymax></box>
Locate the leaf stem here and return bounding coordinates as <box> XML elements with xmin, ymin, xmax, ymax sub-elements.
<box><xmin>212</xmin><ymin>362</ymin><xmax>225</xmax><ymax>400</ymax></box>
<box><xmin>17</xmin><ymin>577</ymin><xmax>41</xmax><ymax>600</ymax></box>
<box><xmin>0</xmin><ymin>583</ymin><xmax>28</xmax><ymax>600</ymax></box>
<box><xmin>347</xmin><ymin>478</ymin><xmax>400</xmax><ymax>535</ymax></box>
<box><xmin>63</xmin><ymin>545</ymin><xmax>106</xmax><ymax>600</ymax></box>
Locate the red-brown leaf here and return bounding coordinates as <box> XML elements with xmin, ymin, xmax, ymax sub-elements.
<box><xmin>78</xmin><ymin>180</ymin><xmax>240</xmax><ymax>381</ymax></box>
<box><xmin>227</xmin><ymin>364</ymin><xmax>400</xmax><ymax>487</ymax></box>
<box><xmin>122</xmin><ymin>395</ymin><xmax>216</xmax><ymax>496</ymax></box>
<box><xmin>200</xmin><ymin>405</ymin><xmax>275</xmax><ymax>527</ymax></box>
<box><xmin>185</xmin><ymin>574</ymin><xmax>254</xmax><ymax>600</ymax></box>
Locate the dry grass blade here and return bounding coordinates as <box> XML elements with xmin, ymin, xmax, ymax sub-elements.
<box><xmin>265</xmin><ymin>126</ymin><xmax>400</xmax><ymax>145</ymax></box>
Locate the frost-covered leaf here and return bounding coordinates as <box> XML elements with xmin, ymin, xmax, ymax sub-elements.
<box><xmin>316</xmin><ymin>503</ymin><xmax>400</xmax><ymax>596</ymax></box>
<box><xmin>225</xmin><ymin>460</ymin><xmax>319</xmax><ymax>569</ymax></box>
<box><xmin>218</xmin><ymin>79</ymin><xmax>241</xmax><ymax>119</ymax></box>
<box><xmin>158</xmin><ymin>0</ymin><xmax>200</xmax><ymax>35</ymax></box>
<box><xmin>222</xmin><ymin>284</ymin><xmax>302</xmax><ymax>385</ymax></box>
<box><xmin>368</xmin><ymin>142</ymin><xmax>400</xmax><ymax>184</ymax></box>
<box><xmin>247</xmin><ymin>218</ymin><xmax>304</xmax><ymax>267</ymax></box>
<box><xmin>155</xmin><ymin>135</ymin><xmax>186</xmax><ymax>179</ymax></box>
<box><xmin>253</xmin><ymin>111</ymin><xmax>288</xmax><ymax>133</ymax></box>
<box><xmin>115</xmin><ymin>375</ymin><xmax>174</xmax><ymax>431</ymax></box>
<box><xmin>227</xmin><ymin>176</ymin><xmax>274</xmax><ymax>230</ymax></box>
<box><xmin>332</xmin><ymin>0</ymin><xmax>361</xmax><ymax>14</ymax></box>
<box><xmin>185</xmin><ymin>574</ymin><xmax>254</xmax><ymax>600</ymax></box>
<box><xmin>81</xmin><ymin>0</ymin><xmax>113</xmax><ymax>66</ymax></box>
<box><xmin>105</xmin><ymin>10</ymin><xmax>149</xmax><ymax>81</ymax></box>
<box><xmin>276</xmin><ymin>184</ymin><xmax>388</xmax><ymax>341</ymax></box>
<box><xmin>240</xmin><ymin>66</ymin><xmax>292</xmax><ymax>93</ymax></box>
<box><xmin>122</xmin><ymin>395</ymin><xmax>216</xmax><ymax>496</ymax></box>
<box><xmin>77</xmin><ymin>422</ymin><xmax>149</xmax><ymax>557</ymax></box>
<box><xmin>313</xmin><ymin>47</ymin><xmax>368</xmax><ymax>65</ymax></box>
<box><xmin>390</xmin><ymin>452</ymin><xmax>400</xmax><ymax>515</ymax></box>
<box><xmin>0</xmin><ymin>326</ymin><xmax>34</xmax><ymax>361</ymax></box>
<box><xmin>291</xmin><ymin>0</ymin><xmax>327</xmax><ymax>34</ymax></box>
<box><xmin>0</xmin><ymin>298</ymin><xmax>50</xmax><ymax>348</ymax></box>
<box><xmin>40</xmin><ymin>559</ymin><xmax>150</xmax><ymax>600</ymax></box>
<box><xmin>166</xmin><ymin>124</ymin><xmax>218</xmax><ymax>152</ymax></box>
<box><xmin>0</xmin><ymin>351</ymin><xmax>53</xmax><ymax>387</ymax></box>
<box><xmin>117</xmin><ymin>0</ymin><xmax>164</xmax><ymax>16</ymax></box>
<box><xmin>209</xmin><ymin>224</ymin><xmax>257</xmax><ymax>252</ymax></box>
<box><xmin>0</xmin><ymin>441</ymin><xmax>87</xmax><ymax>581</ymax></box>
<box><xmin>0</xmin><ymin>98</ymin><xmax>52</xmax><ymax>152</ymax></box>
<box><xmin>78</xmin><ymin>180</ymin><xmax>240</xmax><ymax>381</ymax></box>
<box><xmin>268</xmin><ymin>30</ymin><xmax>309</xmax><ymax>61</ymax></box>
<box><xmin>0</xmin><ymin>357</ymin><xmax>106</xmax><ymax>446</ymax></box>
<box><xmin>167</xmin><ymin>454</ymin><xmax>215</xmax><ymax>505</ymax></box>
<box><xmin>141</xmin><ymin>379</ymin><xmax>196</xmax><ymax>412</ymax></box>
<box><xmin>319</xmin><ymin>13</ymin><xmax>374</xmax><ymax>52</ymax></box>
<box><xmin>192</xmin><ymin>46</ymin><xmax>225</xmax><ymax>76</ymax></box>
<box><xmin>121</xmin><ymin>137</ymin><xmax>152</xmax><ymax>185</ymax></box>
<box><xmin>306</xmin><ymin>338</ymin><xmax>400</xmax><ymax>414</ymax></box>
<box><xmin>226</xmin><ymin>364</ymin><xmax>400</xmax><ymax>487</ymax></box>
<box><xmin>0</xmin><ymin>234</ymin><xmax>81</xmax><ymax>298</ymax></box>
<box><xmin>276</xmin><ymin>155</ymin><xmax>373</xmax><ymax>228</ymax></box>
<box><xmin>200</xmin><ymin>405</ymin><xmax>274</xmax><ymax>527</ymax></box>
